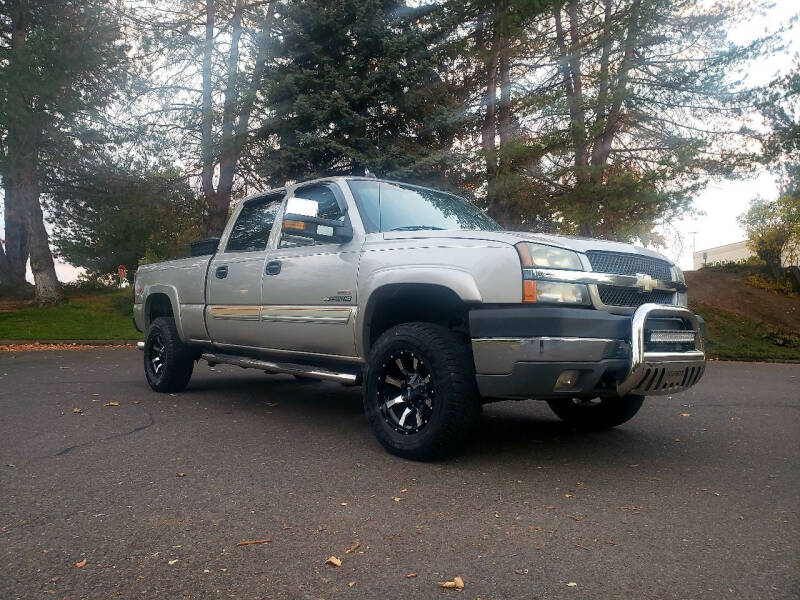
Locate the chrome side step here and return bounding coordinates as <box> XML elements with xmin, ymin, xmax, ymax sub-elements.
<box><xmin>200</xmin><ymin>352</ymin><xmax>360</xmax><ymax>385</ymax></box>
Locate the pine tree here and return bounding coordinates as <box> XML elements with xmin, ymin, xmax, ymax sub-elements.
<box><xmin>0</xmin><ymin>0</ymin><xmax>128</xmax><ymax>302</ymax></box>
<box><xmin>257</xmin><ymin>0</ymin><xmax>468</xmax><ymax>190</ymax></box>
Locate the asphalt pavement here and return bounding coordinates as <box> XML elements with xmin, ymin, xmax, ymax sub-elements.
<box><xmin>1</xmin><ymin>349</ymin><xmax>798</xmax><ymax>599</ymax></box>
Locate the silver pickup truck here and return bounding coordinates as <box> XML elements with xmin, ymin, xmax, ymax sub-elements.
<box><xmin>133</xmin><ymin>176</ymin><xmax>706</xmax><ymax>459</ymax></box>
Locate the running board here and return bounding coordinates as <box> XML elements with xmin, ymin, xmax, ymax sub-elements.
<box><xmin>200</xmin><ymin>352</ymin><xmax>360</xmax><ymax>385</ymax></box>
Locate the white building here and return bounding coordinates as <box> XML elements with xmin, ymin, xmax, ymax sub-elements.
<box><xmin>693</xmin><ymin>240</ymin><xmax>798</xmax><ymax>270</ymax></box>
<box><xmin>692</xmin><ymin>241</ymin><xmax>753</xmax><ymax>270</ymax></box>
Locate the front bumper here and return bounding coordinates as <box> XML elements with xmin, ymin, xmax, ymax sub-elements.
<box><xmin>471</xmin><ymin>304</ymin><xmax>706</xmax><ymax>400</ymax></box>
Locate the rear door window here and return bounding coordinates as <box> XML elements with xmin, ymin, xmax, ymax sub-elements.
<box><xmin>226</xmin><ymin>195</ymin><xmax>283</xmax><ymax>252</ymax></box>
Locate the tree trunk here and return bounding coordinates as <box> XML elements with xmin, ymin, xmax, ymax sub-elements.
<box><xmin>594</xmin><ymin>0</ymin><xmax>642</xmax><ymax>168</ymax></box>
<box><xmin>589</xmin><ymin>0</ymin><xmax>613</xmax><ymax>181</ymax></box>
<box><xmin>481</xmin><ymin>9</ymin><xmax>499</xmax><ymax>180</ymax></box>
<box><xmin>482</xmin><ymin>5</ymin><xmax>501</xmax><ymax>221</ymax></box>
<box><xmin>20</xmin><ymin>165</ymin><xmax>62</xmax><ymax>304</ymax></box>
<box><xmin>6</xmin><ymin>1</ymin><xmax>61</xmax><ymax>303</ymax></box>
<box><xmin>7</xmin><ymin>131</ymin><xmax>62</xmax><ymax>303</ymax></box>
<box><xmin>2</xmin><ymin>177</ymin><xmax>29</xmax><ymax>283</ymax></box>
<box><xmin>201</xmin><ymin>0</ymin><xmax>218</xmax><ymax>235</ymax></box>
<box><xmin>205</xmin><ymin>191</ymin><xmax>228</xmax><ymax>238</ymax></box>
<box><xmin>497</xmin><ymin>40</ymin><xmax>512</xmax><ymax>160</ymax></box>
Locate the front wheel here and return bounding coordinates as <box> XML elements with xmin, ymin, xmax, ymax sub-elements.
<box><xmin>363</xmin><ymin>322</ymin><xmax>481</xmax><ymax>461</ymax></box>
<box><xmin>547</xmin><ymin>395</ymin><xmax>644</xmax><ymax>430</ymax></box>
<box><xmin>143</xmin><ymin>317</ymin><xmax>194</xmax><ymax>393</ymax></box>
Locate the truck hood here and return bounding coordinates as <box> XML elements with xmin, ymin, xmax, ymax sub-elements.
<box><xmin>382</xmin><ymin>229</ymin><xmax>673</xmax><ymax>263</ymax></box>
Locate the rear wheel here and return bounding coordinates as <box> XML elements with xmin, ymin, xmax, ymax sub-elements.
<box><xmin>363</xmin><ymin>322</ymin><xmax>481</xmax><ymax>461</ymax></box>
<box><xmin>143</xmin><ymin>317</ymin><xmax>194</xmax><ymax>393</ymax></box>
<box><xmin>546</xmin><ymin>395</ymin><xmax>644</xmax><ymax>430</ymax></box>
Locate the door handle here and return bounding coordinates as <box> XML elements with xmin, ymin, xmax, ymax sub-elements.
<box><xmin>265</xmin><ymin>260</ymin><xmax>281</xmax><ymax>276</ymax></box>
<box><xmin>215</xmin><ymin>265</ymin><xmax>228</xmax><ymax>279</ymax></box>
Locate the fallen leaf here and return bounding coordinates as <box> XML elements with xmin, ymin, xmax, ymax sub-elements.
<box><xmin>345</xmin><ymin>541</ymin><xmax>361</xmax><ymax>554</ymax></box>
<box><xmin>326</xmin><ymin>556</ymin><xmax>342</xmax><ymax>567</ymax></box>
<box><xmin>680</xmin><ymin>413</ymin><xmax>691</xmax><ymax>417</ymax></box>
<box><xmin>340</xmin><ymin>502</ymin><xmax>348</xmax><ymax>507</ymax></box>
<box><xmin>74</xmin><ymin>559</ymin><xmax>87</xmax><ymax>568</ymax></box>
<box><xmin>437</xmin><ymin>576</ymin><xmax>465</xmax><ymax>590</ymax></box>
<box><xmin>237</xmin><ymin>539</ymin><xmax>271</xmax><ymax>546</ymax></box>
<box><xmin>567</xmin><ymin>582</ymin><xmax>577</xmax><ymax>587</ymax></box>
<box><xmin>407</xmin><ymin>573</ymin><xmax>418</xmax><ymax>578</ymax></box>
<box><xmin>176</xmin><ymin>472</ymin><xmax>186</xmax><ymax>478</ymax></box>
<box><xmin>564</xmin><ymin>493</ymin><xmax>573</xmax><ymax>498</ymax></box>
<box><xmin>569</xmin><ymin>515</ymin><xmax>582</xmax><ymax>521</ymax></box>
<box><xmin>104</xmin><ymin>401</ymin><xmax>119</xmax><ymax>407</ymax></box>
<box><xmin>348</xmin><ymin>581</ymin><xmax>356</xmax><ymax>587</ymax></box>
<box><xmin>514</xmin><ymin>568</ymin><xmax>529</xmax><ymax>575</ymax></box>
<box><xmin>168</xmin><ymin>559</ymin><xmax>179</xmax><ymax>566</ymax></box>
<box><xmin>72</xmin><ymin>408</ymin><xmax>82</xmax><ymax>414</ymax></box>
<box><xmin>400</xmin><ymin>488</ymin><xmax>408</xmax><ymax>493</ymax></box>
<box><xmin>393</xmin><ymin>497</ymin><xmax>402</xmax><ymax>502</ymax></box>
<box><xmin>131</xmin><ymin>400</ymin><xmax>140</xmax><ymax>404</ymax></box>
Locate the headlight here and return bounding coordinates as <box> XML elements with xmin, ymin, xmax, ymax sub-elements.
<box><xmin>516</xmin><ymin>242</ymin><xmax>584</xmax><ymax>271</ymax></box>
<box><xmin>523</xmin><ymin>280</ymin><xmax>591</xmax><ymax>305</ymax></box>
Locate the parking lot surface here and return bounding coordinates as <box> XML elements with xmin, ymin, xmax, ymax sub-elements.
<box><xmin>1</xmin><ymin>349</ymin><xmax>798</xmax><ymax>599</ymax></box>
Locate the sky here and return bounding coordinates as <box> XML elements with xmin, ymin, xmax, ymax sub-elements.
<box><xmin>3</xmin><ymin>1</ymin><xmax>798</xmax><ymax>282</ymax></box>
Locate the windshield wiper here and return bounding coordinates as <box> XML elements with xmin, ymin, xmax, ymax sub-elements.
<box><xmin>389</xmin><ymin>226</ymin><xmax>446</xmax><ymax>231</ymax></box>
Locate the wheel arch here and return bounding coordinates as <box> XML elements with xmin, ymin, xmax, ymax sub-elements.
<box><xmin>359</xmin><ymin>281</ymin><xmax>475</xmax><ymax>357</ymax></box>
<box><xmin>143</xmin><ymin>285</ymin><xmax>185</xmax><ymax>340</ymax></box>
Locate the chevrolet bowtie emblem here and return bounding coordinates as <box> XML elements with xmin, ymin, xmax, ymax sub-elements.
<box><xmin>634</xmin><ymin>273</ymin><xmax>657</xmax><ymax>293</ymax></box>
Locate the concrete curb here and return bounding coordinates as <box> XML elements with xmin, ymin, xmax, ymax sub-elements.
<box><xmin>0</xmin><ymin>339</ymin><xmax>141</xmax><ymax>346</ymax></box>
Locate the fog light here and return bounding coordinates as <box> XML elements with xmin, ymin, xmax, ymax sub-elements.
<box><xmin>555</xmin><ymin>370</ymin><xmax>580</xmax><ymax>390</ymax></box>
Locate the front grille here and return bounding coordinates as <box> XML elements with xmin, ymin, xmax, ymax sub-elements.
<box><xmin>598</xmin><ymin>285</ymin><xmax>674</xmax><ymax>307</ymax></box>
<box><xmin>586</xmin><ymin>251</ymin><xmax>672</xmax><ymax>281</ymax></box>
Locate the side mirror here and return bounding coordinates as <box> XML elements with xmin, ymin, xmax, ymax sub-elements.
<box><xmin>283</xmin><ymin>214</ymin><xmax>353</xmax><ymax>243</ymax></box>
<box><xmin>282</xmin><ymin>196</ymin><xmax>352</xmax><ymax>243</ymax></box>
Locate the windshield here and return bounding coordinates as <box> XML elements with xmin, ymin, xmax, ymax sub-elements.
<box><xmin>347</xmin><ymin>180</ymin><xmax>501</xmax><ymax>233</ymax></box>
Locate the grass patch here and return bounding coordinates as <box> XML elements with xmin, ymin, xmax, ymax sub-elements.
<box><xmin>0</xmin><ymin>289</ymin><xmax>141</xmax><ymax>340</ymax></box>
<box><xmin>692</xmin><ymin>301</ymin><xmax>800</xmax><ymax>361</ymax></box>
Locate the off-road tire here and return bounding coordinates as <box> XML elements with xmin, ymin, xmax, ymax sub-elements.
<box><xmin>363</xmin><ymin>322</ymin><xmax>481</xmax><ymax>461</ymax></box>
<box><xmin>546</xmin><ymin>395</ymin><xmax>645</xmax><ymax>430</ymax></box>
<box><xmin>143</xmin><ymin>317</ymin><xmax>194</xmax><ymax>393</ymax></box>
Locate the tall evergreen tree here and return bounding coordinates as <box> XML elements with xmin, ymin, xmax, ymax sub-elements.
<box><xmin>0</xmin><ymin>0</ymin><xmax>128</xmax><ymax>302</ymax></box>
<box><xmin>257</xmin><ymin>0</ymin><xmax>468</xmax><ymax>190</ymax></box>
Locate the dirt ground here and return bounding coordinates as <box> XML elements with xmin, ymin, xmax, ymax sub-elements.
<box><xmin>686</xmin><ymin>270</ymin><xmax>800</xmax><ymax>333</ymax></box>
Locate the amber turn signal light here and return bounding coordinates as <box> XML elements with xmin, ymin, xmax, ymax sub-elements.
<box><xmin>283</xmin><ymin>220</ymin><xmax>307</xmax><ymax>231</ymax></box>
<box><xmin>523</xmin><ymin>279</ymin><xmax>537</xmax><ymax>303</ymax></box>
